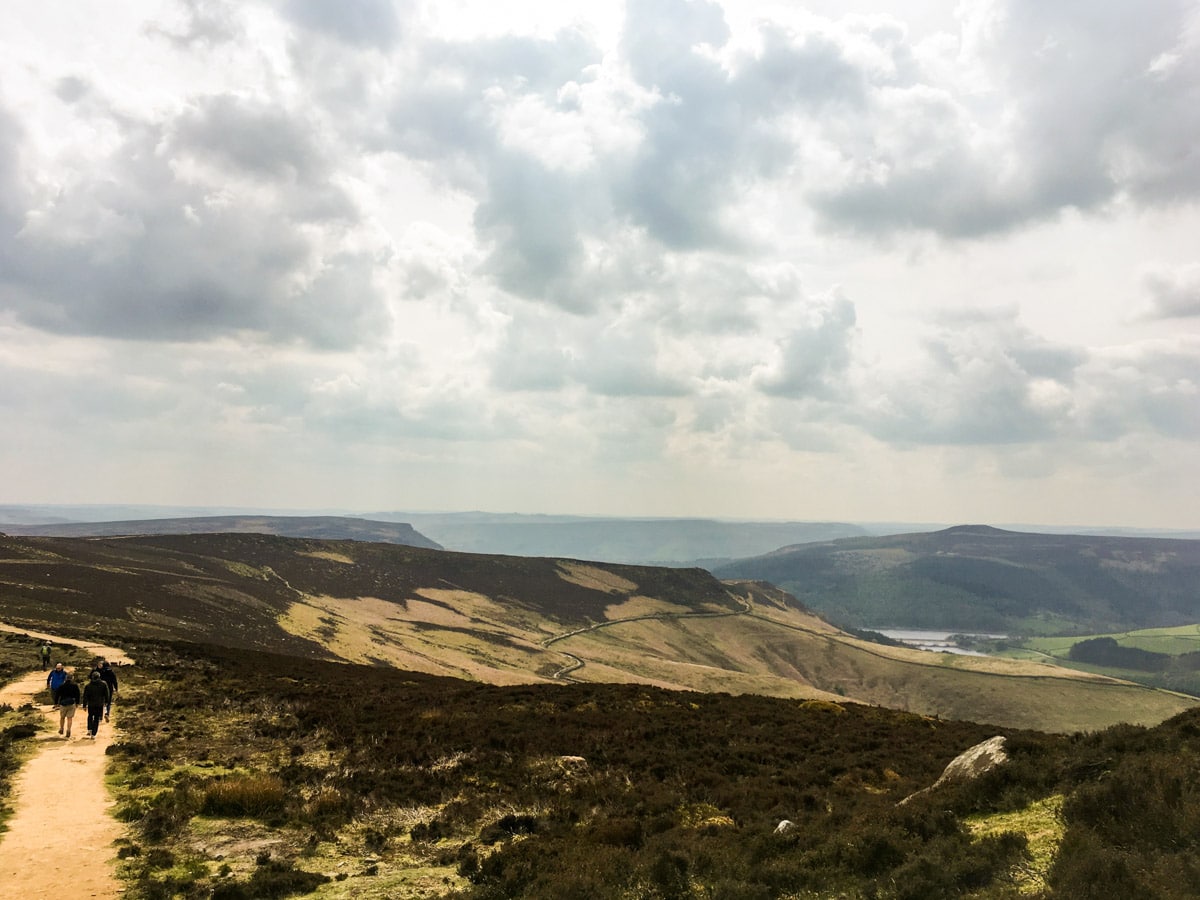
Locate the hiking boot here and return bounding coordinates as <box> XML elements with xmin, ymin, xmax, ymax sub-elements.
<box><xmin>58</xmin><ymin>727</ymin><xmax>63</xmax><ymax>734</ymax></box>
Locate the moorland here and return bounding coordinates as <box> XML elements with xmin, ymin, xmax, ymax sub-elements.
<box><xmin>3</xmin><ymin>627</ymin><xmax>1200</xmax><ymax>899</ymax></box>
<box><xmin>0</xmin><ymin>531</ymin><xmax>1190</xmax><ymax>733</ymax></box>
<box><xmin>2</xmin><ymin>521</ymin><xmax>1200</xmax><ymax>898</ymax></box>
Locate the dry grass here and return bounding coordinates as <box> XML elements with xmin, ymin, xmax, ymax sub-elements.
<box><xmin>275</xmin><ymin>577</ymin><xmax>1200</xmax><ymax>733</ymax></box>
<box><xmin>556</xmin><ymin>562</ymin><xmax>638</xmax><ymax>594</ymax></box>
<box><xmin>297</xmin><ymin>551</ymin><xmax>356</xmax><ymax>565</ymax></box>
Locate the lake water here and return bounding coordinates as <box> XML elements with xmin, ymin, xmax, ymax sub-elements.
<box><xmin>872</xmin><ymin>629</ymin><xmax>1009</xmax><ymax>657</ymax></box>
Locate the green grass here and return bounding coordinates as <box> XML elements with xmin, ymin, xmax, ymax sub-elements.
<box><xmin>1013</xmin><ymin>627</ymin><xmax>1200</xmax><ymax>698</ymax></box>
<box><xmin>966</xmin><ymin>794</ymin><xmax>1064</xmax><ymax>895</ymax></box>
<box><xmin>1027</xmin><ymin>624</ymin><xmax>1200</xmax><ymax>657</ymax></box>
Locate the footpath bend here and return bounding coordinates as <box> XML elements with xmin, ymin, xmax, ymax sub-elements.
<box><xmin>0</xmin><ymin>623</ymin><xmax>132</xmax><ymax>899</ymax></box>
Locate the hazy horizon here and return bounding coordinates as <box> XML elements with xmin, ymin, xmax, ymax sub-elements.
<box><xmin>2</xmin><ymin>502</ymin><xmax>1197</xmax><ymax>537</ymax></box>
<box><xmin>2</xmin><ymin>1</ymin><xmax>1197</xmax><ymax>529</ymax></box>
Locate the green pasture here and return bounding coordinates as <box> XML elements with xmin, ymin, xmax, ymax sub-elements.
<box><xmin>1026</xmin><ymin>624</ymin><xmax>1200</xmax><ymax>658</ymax></box>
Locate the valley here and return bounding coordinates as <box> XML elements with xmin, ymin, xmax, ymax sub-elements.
<box><xmin>0</xmin><ymin>531</ymin><xmax>1192</xmax><ymax>733</ymax></box>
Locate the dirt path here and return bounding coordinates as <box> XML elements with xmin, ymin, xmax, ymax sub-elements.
<box><xmin>0</xmin><ymin>625</ymin><xmax>133</xmax><ymax>899</ymax></box>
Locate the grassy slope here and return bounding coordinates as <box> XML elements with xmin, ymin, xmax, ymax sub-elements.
<box><xmin>1</xmin><ymin>534</ymin><xmax>1195</xmax><ymax>733</ymax></box>
<box><xmin>272</xmin><ymin>569</ymin><xmax>1196</xmax><ymax>732</ymax></box>
<box><xmin>713</xmin><ymin>525</ymin><xmax>1200</xmax><ymax>634</ymax></box>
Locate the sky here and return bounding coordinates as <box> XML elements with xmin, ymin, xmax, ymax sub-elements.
<box><xmin>1</xmin><ymin>0</ymin><xmax>1198</xmax><ymax>528</ymax></box>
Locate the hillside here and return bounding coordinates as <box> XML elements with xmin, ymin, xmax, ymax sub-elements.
<box><xmin>5</xmin><ymin>633</ymin><xmax>1198</xmax><ymax>899</ymax></box>
<box><xmin>1</xmin><ymin>515</ymin><xmax>442</xmax><ymax>549</ymax></box>
<box><xmin>714</xmin><ymin>525</ymin><xmax>1200</xmax><ymax>634</ymax></box>
<box><xmin>0</xmin><ymin>532</ymin><xmax>1193</xmax><ymax>733</ymax></box>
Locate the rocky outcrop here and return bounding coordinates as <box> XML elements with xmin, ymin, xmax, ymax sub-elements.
<box><xmin>898</xmin><ymin>735</ymin><xmax>1008</xmax><ymax>806</ymax></box>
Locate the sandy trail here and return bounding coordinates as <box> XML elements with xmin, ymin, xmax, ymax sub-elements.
<box><xmin>0</xmin><ymin>625</ymin><xmax>133</xmax><ymax>899</ymax></box>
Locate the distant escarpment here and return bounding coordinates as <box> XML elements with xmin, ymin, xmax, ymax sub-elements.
<box><xmin>1</xmin><ymin>514</ymin><xmax>441</xmax><ymax>549</ymax></box>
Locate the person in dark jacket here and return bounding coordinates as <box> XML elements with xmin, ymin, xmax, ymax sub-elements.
<box><xmin>81</xmin><ymin>672</ymin><xmax>110</xmax><ymax>739</ymax></box>
<box><xmin>97</xmin><ymin>660</ymin><xmax>118</xmax><ymax>721</ymax></box>
<box><xmin>56</xmin><ymin>673</ymin><xmax>81</xmax><ymax>738</ymax></box>
<box><xmin>46</xmin><ymin>663</ymin><xmax>68</xmax><ymax>705</ymax></box>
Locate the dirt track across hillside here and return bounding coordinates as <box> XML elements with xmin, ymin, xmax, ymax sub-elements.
<box><xmin>0</xmin><ymin>624</ymin><xmax>131</xmax><ymax>899</ymax></box>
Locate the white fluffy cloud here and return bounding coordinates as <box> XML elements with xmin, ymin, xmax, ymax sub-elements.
<box><xmin>0</xmin><ymin>0</ymin><xmax>1197</xmax><ymax>526</ymax></box>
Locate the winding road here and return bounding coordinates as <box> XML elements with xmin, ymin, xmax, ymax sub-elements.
<box><xmin>541</xmin><ymin>593</ymin><xmax>754</xmax><ymax>681</ymax></box>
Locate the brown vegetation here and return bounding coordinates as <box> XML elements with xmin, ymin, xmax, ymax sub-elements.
<box><xmin>98</xmin><ymin>639</ymin><xmax>1200</xmax><ymax>899</ymax></box>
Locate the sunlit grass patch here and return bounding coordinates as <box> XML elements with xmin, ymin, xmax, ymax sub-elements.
<box><xmin>219</xmin><ymin>560</ymin><xmax>271</xmax><ymax>581</ymax></box>
<box><xmin>966</xmin><ymin>794</ymin><xmax>1064</xmax><ymax>895</ymax></box>
<box><xmin>678</xmin><ymin>801</ymin><xmax>736</xmax><ymax>829</ymax></box>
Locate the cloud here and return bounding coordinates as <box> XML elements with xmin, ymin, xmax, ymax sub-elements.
<box><xmin>148</xmin><ymin>0</ymin><xmax>241</xmax><ymax>48</ymax></box>
<box><xmin>1139</xmin><ymin>263</ymin><xmax>1200</xmax><ymax>319</ymax></box>
<box><xmin>0</xmin><ymin>103</ymin><xmax>24</xmax><ymax>262</ymax></box>
<box><xmin>1079</xmin><ymin>339</ymin><xmax>1200</xmax><ymax>440</ymax></box>
<box><xmin>0</xmin><ymin>88</ymin><xmax>384</xmax><ymax>348</ymax></box>
<box><xmin>810</xmin><ymin>0</ymin><xmax>1200</xmax><ymax>237</ymax></box>
<box><xmin>172</xmin><ymin>94</ymin><xmax>327</xmax><ymax>182</ymax></box>
<box><xmin>752</xmin><ymin>291</ymin><xmax>857</xmax><ymax>399</ymax></box>
<box><xmin>1</xmin><ymin>0</ymin><xmax>1197</xmax><ymax>524</ymax></box>
<box><xmin>488</xmin><ymin>305</ymin><xmax>689</xmax><ymax>397</ymax></box>
<box><xmin>281</xmin><ymin>0</ymin><xmax>402</xmax><ymax>50</ymax></box>
<box><xmin>857</xmin><ymin>307</ymin><xmax>1200</xmax><ymax>452</ymax></box>
<box><xmin>859</xmin><ymin>311</ymin><xmax>1086</xmax><ymax>445</ymax></box>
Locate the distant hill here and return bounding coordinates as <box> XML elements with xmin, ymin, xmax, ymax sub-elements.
<box><xmin>0</xmin><ymin>531</ymin><xmax>1192</xmax><ymax>732</ymax></box>
<box><xmin>1</xmin><ymin>514</ymin><xmax>442</xmax><ymax>549</ymax></box>
<box><xmin>365</xmin><ymin>511</ymin><xmax>868</xmax><ymax>564</ymax></box>
<box><xmin>714</xmin><ymin>524</ymin><xmax>1200</xmax><ymax>634</ymax></box>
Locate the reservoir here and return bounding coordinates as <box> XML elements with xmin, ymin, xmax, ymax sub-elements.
<box><xmin>873</xmin><ymin>629</ymin><xmax>1008</xmax><ymax>656</ymax></box>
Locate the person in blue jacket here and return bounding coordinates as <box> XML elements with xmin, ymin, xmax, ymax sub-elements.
<box><xmin>46</xmin><ymin>662</ymin><xmax>68</xmax><ymax>706</ymax></box>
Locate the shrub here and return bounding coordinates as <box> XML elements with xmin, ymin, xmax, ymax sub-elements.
<box><xmin>201</xmin><ymin>774</ymin><xmax>287</xmax><ymax>818</ymax></box>
<box><xmin>210</xmin><ymin>859</ymin><xmax>329</xmax><ymax>900</ymax></box>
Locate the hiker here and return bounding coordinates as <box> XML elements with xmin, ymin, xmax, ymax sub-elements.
<box><xmin>39</xmin><ymin>641</ymin><xmax>51</xmax><ymax>670</ymax></box>
<box><xmin>56</xmin><ymin>673</ymin><xmax>80</xmax><ymax>738</ymax></box>
<box><xmin>46</xmin><ymin>662</ymin><xmax>68</xmax><ymax>705</ymax></box>
<box><xmin>82</xmin><ymin>672</ymin><xmax>109</xmax><ymax>739</ymax></box>
<box><xmin>97</xmin><ymin>660</ymin><xmax>118</xmax><ymax>721</ymax></box>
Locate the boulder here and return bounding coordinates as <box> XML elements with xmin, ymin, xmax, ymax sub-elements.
<box><xmin>898</xmin><ymin>735</ymin><xmax>1008</xmax><ymax>806</ymax></box>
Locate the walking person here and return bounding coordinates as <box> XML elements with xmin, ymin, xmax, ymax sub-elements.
<box><xmin>56</xmin><ymin>673</ymin><xmax>81</xmax><ymax>738</ymax></box>
<box><xmin>82</xmin><ymin>672</ymin><xmax>109</xmax><ymax>739</ymax></box>
<box><xmin>46</xmin><ymin>662</ymin><xmax>68</xmax><ymax>706</ymax></box>
<box><xmin>39</xmin><ymin>641</ymin><xmax>51</xmax><ymax>670</ymax></box>
<box><xmin>97</xmin><ymin>660</ymin><xmax>118</xmax><ymax>721</ymax></box>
